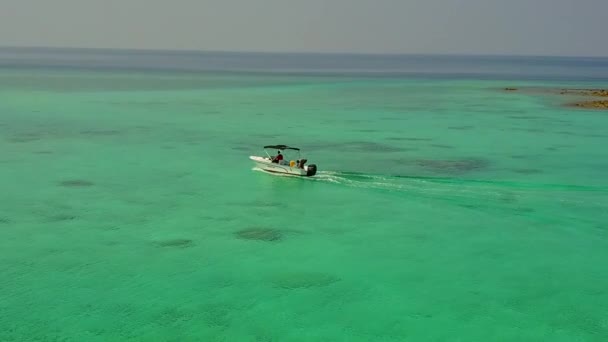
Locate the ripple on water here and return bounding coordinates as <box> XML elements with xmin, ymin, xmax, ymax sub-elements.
<box><xmin>59</xmin><ymin>180</ymin><xmax>95</xmax><ymax>187</ymax></box>
<box><xmin>154</xmin><ymin>239</ymin><xmax>195</xmax><ymax>248</ymax></box>
<box><xmin>235</xmin><ymin>227</ymin><xmax>283</xmax><ymax>242</ymax></box>
<box><xmin>271</xmin><ymin>272</ymin><xmax>341</xmax><ymax>289</ymax></box>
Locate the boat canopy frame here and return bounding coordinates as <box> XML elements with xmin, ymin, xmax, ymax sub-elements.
<box><xmin>262</xmin><ymin>145</ymin><xmax>302</xmax><ymax>161</ymax></box>
<box><xmin>263</xmin><ymin>145</ymin><xmax>300</xmax><ymax>151</ymax></box>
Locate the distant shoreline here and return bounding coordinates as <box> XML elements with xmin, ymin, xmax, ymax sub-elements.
<box><xmin>1</xmin><ymin>45</ymin><xmax>608</xmax><ymax>60</ymax></box>
<box><xmin>504</xmin><ymin>87</ymin><xmax>608</xmax><ymax>110</ymax></box>
<box><xmin>2</xmin><ymin>47</ymin><xmax>608</xmax><ymax>82</ymax></box>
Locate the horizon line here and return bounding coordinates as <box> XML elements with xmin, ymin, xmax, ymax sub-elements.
<box><xmin>1</xmin><ymin>44</ymin><xmax>607</xmax><ymax>60</ymax></box>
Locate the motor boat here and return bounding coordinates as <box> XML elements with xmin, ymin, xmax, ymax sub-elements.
<box><xmin>250</xmin><ymin>145</ymin><xmax>317</xmax><ymax>177</ymax></box>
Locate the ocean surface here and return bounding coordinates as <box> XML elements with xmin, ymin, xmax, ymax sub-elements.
<box><xmin>1</xmin><ymin>47</ymin><xmax>608</xmax><ymax>341</ymax></box>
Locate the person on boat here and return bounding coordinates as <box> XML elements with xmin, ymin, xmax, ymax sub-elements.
<box><xmin>272</xmin><ymin>151</ymin><xmax>283</xmax><ymax>163</ymax></box>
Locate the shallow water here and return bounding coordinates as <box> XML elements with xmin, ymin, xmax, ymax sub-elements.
<box><xmin>1</xmin><ymin>50</ymin><xmax>608</xmax><ymax>341</ymax></box>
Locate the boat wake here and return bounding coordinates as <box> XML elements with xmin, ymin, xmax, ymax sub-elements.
<box><xmin>253</xmin><ymin>167</ymin><xmax>450</xmax><ymax>194</ymax></box>
<box><xmin>252</xmin><ymin>167</ymin><xmax>607</xmax><ymax>220</ymax></box>
<box><xmin>310</xmin><ymin>170</ymin><xmax>415</xmax><ymax>191</ymax></box>
<box><xmin>253</xmin><ymin>167</ymin><xmax>606</xmax><ymax>196</ymax></box>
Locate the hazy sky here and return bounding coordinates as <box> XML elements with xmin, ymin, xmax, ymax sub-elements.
<box><xmin>1</xmin><ymin>0</ymin><xmax>607</xmax><ymax>56</ymax></box>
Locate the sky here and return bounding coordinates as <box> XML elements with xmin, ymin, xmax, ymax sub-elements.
<box><xmin>1</xmin><ymin>0</ymin><xmax>607</xmax><ymax>57</ymax></box>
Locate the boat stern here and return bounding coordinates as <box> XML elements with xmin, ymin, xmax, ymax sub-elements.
<box><xmin>305</xmin><ymin>164</ymin><xmax>317</xmax><ymax>176</ymax></box>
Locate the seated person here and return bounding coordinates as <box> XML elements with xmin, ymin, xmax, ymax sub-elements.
<box><xmin>271</xmin><ymin>151</ymin><xmax>283</xmax><ymax>163</ymax></box>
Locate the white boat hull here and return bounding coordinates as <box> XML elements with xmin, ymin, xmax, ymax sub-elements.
<box><xmin>250</xmin><ymin>156</ymin><xmax>316</xmax><ymax>177</ymax></box>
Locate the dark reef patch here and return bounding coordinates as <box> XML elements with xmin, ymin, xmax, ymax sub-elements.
<box><xmin>80</xmin><ymin>130</ymin><xmax>121</xmax><ymax>136</ymax></box>
<box><xmin>106</xmin><ymin>100</ymin><xmax>169</xmax><ymax>106</ymax></box>
<box><xmin>380</xmin><ymin>117</ymin><xmax>408</xmax><ymax>121</ymax></box>
<box><xmin>47</xmin><ymin>214</ymin><xmax>77</xmax><ymax>222</ymax></box>
<box><xmin>8</xmin><ymin>134</ymin><xmax>41</xmax><ymax>143</ymax></box>
<box><xmin>59</xmin><ymin>180</ymin><xmax>94</xmax><ymax>187</ymax></box>
<box><xmin>200</xmin><ymin>215</ymin><xmax>236</xmax><ymax>223</ymax></box>
<box><xmin>552</xmin><ymin>119</ymin><xmax>572</xmax><ymax>124</ymax></box>
<box><xmin>515</xmin><ymin>207</ymin><xmax>535</xmax><ymax>214</ymax></box>
<box><xmin>249</xmin><ymin>200</ymin><xmax>286</xmax><ymax>209</ymax></box>
<box><xmin>345</xmin><ymin>141</ymin><xmax>404</xmax><ymax>152</ymax></box>
<box><xmin>228</xmin><ymin>200</ymin><xmax>287</xmax><ymax>209</ymax></box>
<box><xmin>430</xmin><ymin>144</ymin><xmax>454</xmax><ymax>149</ymax></box>
<box><xmin>252</xmin><ymin>133</ymin><xmax>280</xmax><ymax>139</ymax></box>
<box><xmin>235</xmin><ymin>228</ymin><xmax>283</xmax><ymax>242</ymax></box>
<box><xmin>512</xmin><ymin>168</ymin><xmax>543</xmax><ymax>175</ymax></box>
<box><xmin>202</xmin><ymin>304</ymin><xmax>232</xmax><ymax>327</ymax></box>
<box><xmin>271</xmin><ymin>272</ymin><xmax>341</xmax><ymax>289</ymax></box>
<box><xmin>508</xmin><ymin>115</ymin><xmax>542</xmax><ymax>120</ymax></box>
<box><xmin>458</xmin><ymin>204</ymin><xmax>481</xmax><ymax>210</ymax></box>
<box><xmin>448</xmin><ymin>125</ymin><xmax>475</xmax><ymax>130</ymax></box>
<box><xmin>154</xmin><ymin>239</ymin><xmax>195</xmax><ymax>248</ymax></box>
<box><xmin>310</xmin><ymin>141</ymin><xmax>406</xmax><ymax>153</ymax></box>
<box><xmin>153</xmin><ymin>307</ymin><xmax>195</xmax><ymax>326</ymax></box>
<box><xmin>499</xmin><ymin>192</ymin><xmax>518</xmax><ymax>204</ymax></box>
<box><xmin>386</xmin><ymin>137</ymin><xmax>433</xmax><ymax>142</ymax></box>
<box><xmin>344</xmin><ymin>119</ymin><xmax>371</xmax><ymax>124</ymax></box>
<box><xmin>416</xmin><ymin>158</ymin><xmax>489</xmax><ymax>175</ymax></box>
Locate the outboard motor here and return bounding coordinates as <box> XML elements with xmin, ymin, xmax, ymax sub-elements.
<box><xmin>306</xmin><ymin>164</ymin><xmax>317</xmax><ymax>176</ymax></box>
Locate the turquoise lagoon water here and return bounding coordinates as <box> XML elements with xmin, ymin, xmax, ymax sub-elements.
<box><xmin>1</xmin><ymin>49</ymin><xmax>608</xmax><ymax>341</ymax></box>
